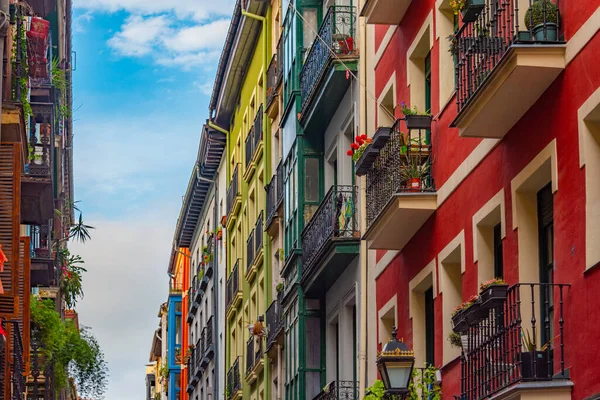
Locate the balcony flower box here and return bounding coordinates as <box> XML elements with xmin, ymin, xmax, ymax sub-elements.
<box><xmin>452</xmin><ymin>309</ymin><xmax>468</xmax><ymax>334</ymax></box>
<box><xmin>464</xmin><ymin>300</ymin><xmax>488</xmax><ymax>325</ymax></box>
<box><xmin>461</xmin><ymin>0</ymin><xmax>485</xmax><ymax>23</ymax></box>
<box><xmin>405</xmin><ymin>115</ymin><xmax>432</xmax><ymax>130</ymax></box>
<box><xmin>519</xmin><ymin>351</ymin><xmax>549</xmax><ymax>379</ymax></box>
<box><xmin>480</xmin><ymin>281</ymin><xmax>508</xmax><ymax>309</ymax></box>
<box><xmin>371</xmin><ymin>127</ymin><xmax>392</xmax><ymax>150</ymax></box>
<box><xmin>354</xmin><ymin>145</ymin><xmax>379</xmax><ymax>176</ymax></box>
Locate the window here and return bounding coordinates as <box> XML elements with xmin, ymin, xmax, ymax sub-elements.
<box><xmin>425</xmin><ymin>288</ymin><xmax>435</xmax><ymax>366</ymax></box>
<box><xmin>473</xmin><ymin>189</ymin><xmax>505</xmax><ymax>285</ymax></box>
<box><xmin>493</xmin><ymin>223</ymin><xmax>503</xmax><ymax>278</ymax></box>
<box><xmin>378</xmin><ymin>75</ymin><xmax>395</xmax><ymax>127</ymax></box>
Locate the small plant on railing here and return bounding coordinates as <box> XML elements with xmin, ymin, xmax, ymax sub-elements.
<box><xmin>11</xmin><ymin>14</ymin><xmax>32</xmax><ymax>119</ymax></box>
<box><xmin>198</xmin><ymin>268</ymin><xmax>205</xmax><ymax>280</ymax></box>
<box><xmin>524</xmin><ymin>0</ymin><xmax>559</xmax><ymax>41</ymax></box>
<box><xmin>446</xmin><ymin>34</ymin><xmax>458</xmax><ymax>54</ymax></box>
<box><xmin>347</xmin><ymin>134</ymin><xmax>372</xmax><ymax>161</ymax></box>
<box><xmin>448</xmin><ymin>332</ymin><xmax>463</xmax><ymax>349</ymax></box>
<box><xmin>479</xmin><ymin>277</ymin><xmax>506</xmax><ymax>291</ymax></box>
<box><xmin>449</xmin><ymin>0</ymin><xmax>466</xmax><ymax>14</ymax></box>
<box><xmin>400</xmin><ymin>153</ymin><xmax>431</xmax><ymax>192</ymax></box>
<box><xmin>452</xmin><ymin>294</ymin><xmax>479</xmax><ymax>316</ymax></box>
<box><xmin>399</xmin><ymin>102</ymin><xmax>431</xmax><ymax>116</ymax></box>
<box><xmin>201</xmin><ymin>245</ymin><xmax>213</xmax><ymax>266</ymax></box>
<box><xmin>522</xmin><ymin>329</ymin><xmax>558</xmax><ymax>352</ymax></box>
<box><xmin>275</xmin><ymin>282</ymin><xmax>285</xmax><ymax>293</ymax></box>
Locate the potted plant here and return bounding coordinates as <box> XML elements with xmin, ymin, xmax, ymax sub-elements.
<box><xmin>525</xmin><ymin>0</ymin><xmax>559</xmax><ymax>41</ymax></box>
<box><xmin>349</xmin><ymin>134</ymin><xmax>377</xmax><ymax>176</ymax></box>
<box><xmin>275</xmin><ymin>282</ymin><xmax>284</xmax><ymax>293</ymax></box>
<box><xmin>519</xmin><ymin>329</ymin><xmax>557</xmax><ymax>379</ymax></box>
<box><xmin>400</xmin><ymin>152</ymin><xmax>430</xmax><ymax>192</ymax></box>
<box><xmin>400</xmin><ymin>102</ymin><xmax>432</xmax><ymax>130</ymax></box>
<box><xmin>451</xmin><ymin>0</ymin><xmax>485</xmax><ymax>23</ymax></box>
<box><xmin>221</xmin><ymin>215</ymin><xmax>227</xmax><ymax>226</ymax></box>
<box><xmin>215</xmin><ymin>226</ymin><xmax>223</xmax><ymax>241</ymax></box>
<box><xmin>448</xmin><ymin>331</ymin><xmax>468</xmax><ymax>352</ymax></box>
<box><xmin>479</xmin><ymin>278</ymin><xmax>508</xmax><ymax>309</ymax></box>
<box><xmin>464</xmin><ymin>296</ymin><xmax>488</xmax><ymax>325</ymax></box>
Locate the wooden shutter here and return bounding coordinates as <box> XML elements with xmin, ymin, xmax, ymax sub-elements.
<box><xmin>18</xmin><ymin>236</ymin><xmax>31</xmax><ymax>374</ymax></box>
<box><xmin>0</xmin><ymin>143</ymin><xmax>22</xmax><ymax>318</ymax></box>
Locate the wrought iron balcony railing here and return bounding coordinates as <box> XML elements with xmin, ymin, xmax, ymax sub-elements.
<box><xmin>266</xmin><ymin>47</ymin><xmax>280</xmax><ymax>108</ymax></box>
<box><xmin>265</xmin><ymin>298</ymin><xmax>282</xmax><ymax>350</ymax></box>
<box><xmin>454</xmin><ymin>0</ymin><xmax>563</xmax><ymax>114</ymax></box>
<box><xmin>459</xmin><ymin>283</ymin><xmax>570</xmax><ymax>400</ymax></box>
<box><xmin>266</xmin><ymin>161</ymin><xmax>283</xmax><ymax>228</ymax></box>
<box><xmin>313</xmin><ymin>380</ymin><xmax>358</xmax><ymax>400</ymax></box>
<box><xmin>1</xmin><ymin>321</ymin><xmax>26</xmax><ymax>400</ymax></box>
<box><xmin>253</xmin><ymin>104</ymin><xmax>263</xmax><ymax>151</ymax></box>
<box><xmin>246</xmin><ymin>229</ymin><xmax>255</xmax><ymax>273</ymax></box>
<box><xmin>29</xmin><ymin>327</ymin><xmax>56</xmax><ymax>400</ymax></box>
<box><xmin>26</xmin><ymin>103</ymin><xmax>54</xmax><ymax>178</ymax></box>
<box><xmin>226</xmin><ymin>260</ymin><xmax>241</xmax><ymax>310</ymax></box>
<box><xmin>205</xmin><ymin>316</ymin><xmax>214</xmax><ymax>352</ymax></box>
<box><xmin>254</xmin><ymin>212</ymin><xmax>263</xmax><ymax>258</ymax></box>
<box><xmin>246</xmin><ymin>336</ymin><xmax>255</xmax><ymax>376</ymax></box>
<box><xmin>301</xmin><ymin>185</ymin><xmax>359</xmax><ymax>277</ymax></box>
<box><xmin>365</xmin><ymin>121</ymin><xmax>434</xmax><ymax>229</ymax></box>
<box><xmin>227</xmin><ymin>357</ymin><xmax>242</xmax><ymax>400</ymax></box>
<box><xmin>300</xmin><ymin>5</ymin><xmax>356</xmax><ymax>112</ymax></box>
<box><xmin>4</xmin><ymin>7</ymin><xmax>26</xmax><ymax>103</ymax></box>
<box><xmin>226</xmin><ymin>164</ymin><xmax>240</xmax><ymax>217</ymax></box>
<box><xmin>245</xmin><ymin>127</ymin><xmax>254</xmax><ymax>170</ymax></box>
<box><xmin>195</xmin><ymin>337</ymin><xmax>202</xmax><ymax>371</ymax></box>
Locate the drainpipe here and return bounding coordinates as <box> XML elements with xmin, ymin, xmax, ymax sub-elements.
<box><xmin>0</xmin><ymin>0</ymin><xmax>10</xmax><ymax>142</ymax></box>
<box><xmin>241</xmin><ymin>9</ymin><xmax>271</xmax><ymax>400</ymax></box>
<box><xmin>358</xmin><ymin>0</ymin><xmax>369</xmax><ymax>396</ymax></box>
<box><xmin>213</xmin><ymin>177</ymin><xmax>220</xmax><ymax>400</ymax></box>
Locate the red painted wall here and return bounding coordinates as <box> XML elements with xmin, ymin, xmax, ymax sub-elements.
<box><xmin>372</xmin><ymin>1</ymin><xmax>600</xmax><ymax>398</ymax></box>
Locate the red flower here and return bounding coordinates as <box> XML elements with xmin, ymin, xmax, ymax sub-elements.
<box><xmin>355</xmin><ymin>135</ymin><xmax>361</xmax><ymax>142</ymax></box>
<box><xmin>350</xmin><ymin>142</ymin><xmax>360</xmax><ymax>150</ymax></box>
<box><xmin>360</xmin><ymin>134</ymin><xmax>368</xmax><ymax>140</ymax></box>
<box><xmin>346</xmin><ymin>149</ymin><xmax>353</xmax><ymax>156</ymax></box>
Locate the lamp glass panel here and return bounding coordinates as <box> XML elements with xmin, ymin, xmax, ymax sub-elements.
<box><xmin>386</xmin><ymin>361</ymin><xmax>413</xmax><ymax>389</ymax></box>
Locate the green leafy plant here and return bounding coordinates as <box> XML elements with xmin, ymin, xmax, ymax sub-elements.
<box><xmin>11</xmin><ymin>14</ymin><xmax>32</xmax><ymax>119</ymax></box>
<box><xmin>479</xmin><ymin>277</ymin><xmax>506</xmax><ymax>291</ymax></box>
<box><xmin>58</xmin><ymin>249</ymin><xmax>87</xmax><ymax>309</ymax></box>
<box><xmin>159</xmin><ymin>360</ymin><xmax>169</xmax><ymax>381</ymax></box>
<box><xmin>201</xmin><ymin>245</ymin><xmax>214</xmax><ymax>265</ymax></box>
<box><xmin>275</xmin><ymin>282</ymin><xmax>284</xmax><ymax>293</ymax></box>
<box><xmin>347</xmin><ymin>134</ymin><xmax>373</xmax><ymax>162</ymax></box>
<box><xmin>448</xmin><ymin>332</ymin><xmax>463</xmax><ymax>349</ymax></box>
<box><xmin>399</xmin><ymin>102</ymin><xmax>431</xmax><ymax>116</ymax></box>
<box><xmin>524</xmin><ymin>0</ymin><xmax>559</xmax><ymax>30</ymax></box>
<box><xmin>449</xmin><ymin>0</ymin><xmax>466</xmax><ymax>14</ymax></box>
<box><xmin>407</xmin><ymin>365</ymin><xmax>441</xmax><ymax>400</ymax></box>
<box><xmin>447</xmin><ymin>34</ymin><xmax>458</xmax><ymax>54</ymax></box>
<box><xmin>400</xmin><ymin>152</ymin><xmax>431</xmax><ymax>182</ymax></box>
<box><xmin>364</xmin><ymin>380</ymin><xmax>385</xmax><ymax>399</ymax></box>
<box><xmin>30</xmin><ymin>296</ymin><xmax>108</xmax><ymax>398</ymax></box>
<box><xmin>198</xmin><ymin>268</ymin><xmax>205</xmax><ymax>280</ymax></box>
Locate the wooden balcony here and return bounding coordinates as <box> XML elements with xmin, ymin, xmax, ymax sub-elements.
<box><xmin>299</xmin><ymin>6</ymin><xmax>358</xmax><ymax>133</ymax></box>
<box><xmin>360</xmin><ymin>0</ymin><xmax>412</xmax><ymax>25</ymax></box>
<box><xmin>301</xmin><ymin>185</ymin><xmax>360</xmax><ymax>296</ymax></box>
<box><xmin>451</xmin><ymin>0</ymin><xmax>566</xmax><ymax>139</ymax></box>
<box><xmin>21</xmin><ymin>103</ymin><xmax>55</xmax><ymax>226</ymax></box>
<box><xmin>363</xmin><ymin>124</ymin><xmax>437</xmax><ymax>250</ymax></box>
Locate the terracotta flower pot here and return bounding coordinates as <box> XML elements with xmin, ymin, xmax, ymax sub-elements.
<box><xmin>409</xmin><ymin>178</ymin><xmax>421</xmax><ymax>192</ymax></box>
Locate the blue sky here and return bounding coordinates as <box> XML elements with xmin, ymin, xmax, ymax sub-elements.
<box><xmin>69</xmin><ymin>1</ymin><xmax>235</xmax><ymax>399</ymax></box>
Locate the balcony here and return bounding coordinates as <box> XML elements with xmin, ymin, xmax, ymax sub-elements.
<box><xmin>265</xmin><ymin>293</ymin><xmax>284</xmax><ymax>356</ymax></box>
<box><xmin>246</xmin><ymin>228</ymin><xmax>255</xmax><ymax>281</ymax></box>
<box><xmin>313</xmin><ymin>381</ymin><xmax>358</xmax><ymax>400</ymax></box>
<box><xmin>299</xmin><ymin>6</ymin><xmax>358</xmax><ymax>133</ymax></box>
<box><xmin>244</xmin><ymin>126</ymin><xmax>255</xmax><ymax>180</ymax></box>
<box><xmin>451</xmin><ymin>0</ymin><xmax>566</xmax><ymax>139</ymax></box>
<box><xmin>204</xmin><ymin>316</ymin><xmax>215</xmax><ymax>361</ymax></box>
<box><xmin>226</xmin><ymin>357</ymin><xmax>243</xmax><ymax>400</ymax></box>
<box><xmin>187</xmin><ymin>348</ymin><xmax>199</xmax><ymax>391</ymax></box>
<box><xmin>226</xmin><ymin>260</ymin><xmax>242</xmax><ymax>319</ymax></box>
<box><xmin>21</xmin><ymin>103</ymin><xmax>55</xmax><ymax>226</ymax></box>
<box><xmin>245</xmin><ymin>213</ymin><xmax>264</xmax><ymax>282</ymax></box>
<box><xmin>205</xmin><ymin>237</ymin><xmax>215</xmax><ymax>280</ymax></box>
<box><xmin>458</xmin><ymin>283</ymin><xmax>572</xmax><ymax>400</ymax></box>
<box><xmin>363</xmin><ymin>123</ymin><xmax>437</xmax><ymax>250</ymax></box>
<box><xmin>265</xmin><ymin>161</ymin><xmax>283</xmax><ymax>234</ymax></box>
<box><xmin>30</xmin><ymin>225</ymin><xmax>55</xmax><ymax>287</ymax></box>
<box><xmin>360</xmin><ymin>0</ymin><xmax>411</xmax><ymax>25</ymax></box>
<box><xmin>245</xmin><ymin>336</ymin><xmax>264</xmax><ymax>384</ymax></box>
<box><xmin>187</xmin><ymin>277</ymin><xmax>199</xmax><ymax>322</ymax></box>
<box><xmin>266</xmin><ymin>38</ymin><xmax>283</xmax><ymax>117</ymax></box>
<box><xmin>226</xmin><ymin>164</ymin><xmax>241</xmax><ymax>229</ymax></box>
<box><xmin>194</xmin><ymin>337</ymin><xmax>203</xmax><ymax>379</ymax></box>
<box><xmin>2</xmin><ymin>321</ymin><xmax>26</xmax><ymax>400</ymax></box>
<box><xmin>301</xmin><ymin>185</ymin><xmax>360</xmax><ymax>296</ymax></box>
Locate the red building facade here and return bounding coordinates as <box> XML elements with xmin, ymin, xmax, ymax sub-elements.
<box><xmin>363</xmin><ymin>0</ymin><xmax>600</xmax><ymax>399</ymax></box>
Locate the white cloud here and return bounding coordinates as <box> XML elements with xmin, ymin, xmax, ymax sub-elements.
<box><xmin>107</xmin><ymin>15</ymin><xmax>170</xmax><ymax>56</ymax></box>
<box><xmin>75</xmin><ymin>0</ymin><xmax>235</xmax><ymax>22</ymax></box>
<box><xmin>192</xmin><ymin>80</ymin><xmax>214</xmax><ymax>95</ymax></box>
<box><xmin>107</xmin><ymin>15</ymin><xmax>229</xmax><ymax>69</ymax></box>
<box><xmin>74</xmin><ymin>11</ymin><xmax>94</xmax><ymax>33</ymax></box>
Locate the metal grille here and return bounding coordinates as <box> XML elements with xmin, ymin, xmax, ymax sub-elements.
<box><xmin>246</xmin><ymin>229</ymin><xmax>254</xmax><ymax>273</ymax></box>
<box><xmin>266</xmin><ymin>162</ymin><xmax>283</xmax><ymax>227</ymax></box>
<box><xmin>459</xmin><ymin>283</ymin><xmax>569</xmax><ymax>400</ymax></box>
<box><xmin>254</xmin><ymin>212</ymin><xmax>263</xmax><ymax>259</ymax></box>
<box><xmin>313</xmin><ymin>381</ymin><xmax>358</xmax><ymax>400</ymax></box>
<box><xmin>226</xmin><ymin>357</ymin><xmax>241</xmax><ymax>400</ymax></box>
<box><xmin>245</xmin><ymin>127</ymin><xmax>253</xmax><ymax>170</ymax></box>
<box><xmin>365</xmin><ymin>121</ymin><xmax>434</xmax><ymax>229</ymax></box>
<box><xmin>245</xmin><ymin>336</ymin><xmax>255</xmax><ymax>376</ymax></box>
<box><xmin>301</xmin><ymin>185</ymin><xmax>358</xmax><ymax>278</ymax></box>
<box><xmin>300</xmin><ymin>6</ymin><xmax>356</xmax><ymax>112</ymax></box>
<box><xmin>226</xmin><ymin>260</ymin><xmax>240</xmax><ymax>310</ymax></box>
<box><xmin>454</xmin><ymin>0</ymin><xmax>563</xmax><ymax>114</ymax></box>
<box><xmin>27</xmin><ymin>103</ymin><xmax>54</xmax><ymax>177</ymax></box>
<box><xmin>226</xmin><ymin>164</ymin><xmax>240</xmax><ymax>217</ymax></box>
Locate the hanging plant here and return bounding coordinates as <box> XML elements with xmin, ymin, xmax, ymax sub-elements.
<box><xmin>347</xmin><ymin>134</ymin><xmax>373</xmax><ymax>162</ymax></box>
<box><xmin>58</xmin><ymin>249</ymin><xmax>87</xmax><ymax>309</ymax></box>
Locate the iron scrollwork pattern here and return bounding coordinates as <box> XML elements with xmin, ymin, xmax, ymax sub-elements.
<box><xmin>313</xmin><ymin>381</ymin><xmax>358</xmax><ymax>400</ymax></box>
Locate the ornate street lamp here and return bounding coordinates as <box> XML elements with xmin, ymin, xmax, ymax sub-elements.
<box><xmin>376</xmin><ymin>326</ymin><xmax>415</xmax><ymax>398</ymax></box>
